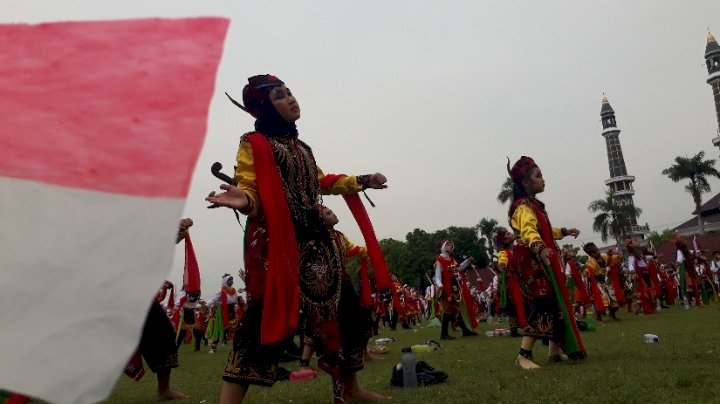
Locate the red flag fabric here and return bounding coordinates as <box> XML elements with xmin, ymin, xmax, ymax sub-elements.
<box><xmin>0</xmin><ymin>18</ymin><xmax>228</xmax><ymax>403</ymax></box>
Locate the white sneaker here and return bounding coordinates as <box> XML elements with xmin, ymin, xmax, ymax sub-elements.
<box><xmin>209</xmin><ymin>349</ymin><xmax>216</xmax><ymax>354</ymax></box>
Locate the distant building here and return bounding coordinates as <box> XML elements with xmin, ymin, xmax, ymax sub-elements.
<box><xmin>705</xmin><ymin>32</ymin><xmax>720</xmax><ymax>151</ymax></box>
<box><xmin>673</xmin><ymin>191</ymin><xmax>720</xmax><ymax>236</ymax></box>
<box><xmin>599</xmin><ymin>96</ymin><xmax>649</xmax><ymax>239</ymax></box>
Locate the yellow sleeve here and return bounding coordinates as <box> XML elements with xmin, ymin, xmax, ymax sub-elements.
<box><xmin>552</xmin><ymin>227</ymin><xmax>564</xmax><ymax>240</ymax></box>
<box><xmin>497</xmin><ymin>250</ymin><xmax>508</xmax><ymax>270</ymax></box>
<box><xmin>510</xmin><ymin>204</ymin><xmax>544</xmax><ymax>249</ymax></box>
<box><xmin>234</xmin><ymin>138</ymin><xmax>260</xmax><ymax>217</ymax></box>
<box><xmin>343</xmin><ymin>234</ymin><xmax>367</xmax><ymax>258</ymax></box>
<box><xmin>585</xmin><ymin>258</ymin><xmax>597</xmax><ymax>275</ymax></box>
<box><xmin>318</xmin><ymin>167</ymin><xmax>364</xmax><ymax>195</ymax></box>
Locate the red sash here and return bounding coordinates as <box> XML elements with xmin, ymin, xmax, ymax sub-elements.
<box><xmin>647</xmin><ymin>259</ymin><xmax>663</xmax><ymax>296</ymax></box>
<box><xmin>183</xmin><ymin>233</ymin><xmax>201</xmax><ymax>294</ymax></box>
<box><xmin>567</xmin><ymin>260</ymin><xmax>591</xmax><ymax>305</ymax></box>
<box><xmin>247</xmin><ymin>133</ymin><xmax>300</xmax><ymax>344</ymax></box>
<box><xmin>586</xmin><ymin>271</ymin><xmax>606</xmax><ymax>313</ymax></box>
<box><xmin>459</xmin><ymin>270</ymin><xmax>479</xmax><ymax>328</ymax></box>
<box><xmin>607</xmin><ymin>257</ymin><xmax>626</xmax><ymax>305</ymax></box>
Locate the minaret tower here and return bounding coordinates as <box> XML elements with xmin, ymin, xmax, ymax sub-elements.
<box><xmin>600</xmin><ymin>96</ymin><xmax>647</xmax><ymax>238</ymax></box>
<box><xmin>706</xmin><ymin>32</ymin><xmax>720</xmax><ymax>151</ymax></box>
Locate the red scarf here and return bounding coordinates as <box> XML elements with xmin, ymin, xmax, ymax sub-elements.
<box><xmin>437</xmin><ymin>255</ymin><xmax>455</xmax><ymax>293</ymax></box>
<box><xmin>607</xmin><ymin>254</ymin><xmax>626</xmax><ymax>305</ymax></box>
<box><xmin>348</xmin><ymin>245</ymin><xmax>373</xmax><ymax>308</ymax></box>
<box><xmin>586</xmin><ymin>269</ymin><xmax>606</xmax><ymax>313</ymax></box>
<box><xmin>247</xmin><ymin>133</ymin><xmax>300</xmax><ymax>344</ymax></box>
<box><xmin>507</xmin><ymin>273</ymin><xmax>527</xmax><ymax>327</ymax></box>
<box><xmin>647</xmin><ymin>259</ymin><xmax>663</xmax><ymax>296</ymax></box>
<box><xmin>183</xmin><ymin>233</ymin><xmax>201</xmax><ymax>294</ymax></box>
<box><xmin>567</xmin><ymin>260</ymin><xmax>591</xmax><ymax>305</ymax></box>
<box><xmin>459</xmin><ymin>270</ymin><xmax>479</xmax><ymax>328</ymax></box>
<box><xmin>319</xmin><ymin>174</ymin><xmax>391</xmax><ymax>290</ymax></box>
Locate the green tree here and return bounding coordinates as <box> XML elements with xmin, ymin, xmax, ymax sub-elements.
<box><xmin>497</xmin><ymin>177</ymin><xmax>513</xmax><ymax>205</ymax></box>
<box><xmin>661</xmin><ymin>151</ymin><xmax>720</xmax><ymax>234</ymax></box>
<box><xmin>475</xmin><ymin>218</ymin><xmax>499</xmax><ymax>258</ymax></box>
<box><xmin>588</xmin><ymin>190</ymin><xmax>642</xmax><ymax>246</ymax></box>
<box><xmin>647</xmin><ymin>228</ymin><xmax>677</xmax><ymax>249</ymax></box>
<box><xmin>403</xmin><ymin>226</ymin><xmax>490</xmax><ymax>289</ymax></box>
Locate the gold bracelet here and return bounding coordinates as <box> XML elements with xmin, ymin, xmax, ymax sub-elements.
<box><xmin>531</xmin><ymin>242</ymin><xmax>545</xmax><ymax>254</ymax></box>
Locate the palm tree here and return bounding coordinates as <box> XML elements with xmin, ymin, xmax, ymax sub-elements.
<box><xmin>497</xmin><ymin>177</ymin><xmax>513</xmax><ymax>205</ymax></box>
<box><xmin>475</xmin><ymin>218</ymin><xmax>499</xmax><ymax>257</ymax></box>
<box><xmin>662</xmin><ymin>151</ymin><xmax>720</xmax><ymax>234</ymax></box>
<box><xmin>588</xmin><ymin>190</ymin><xmax>642</xmax><ymax>246</ymax></box>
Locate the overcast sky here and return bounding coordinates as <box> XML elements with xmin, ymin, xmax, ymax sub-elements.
<box><xmin>5</xmin><ymin>1</ymin><xmax>720</xmax><ymax>296</ymax></box>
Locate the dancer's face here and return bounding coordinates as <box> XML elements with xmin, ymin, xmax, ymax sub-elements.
<box><xmin>321</xmin><ymin>206</ymin><xmax>339</xmax><ymax>227</ymax></box>
<box><xmin>523</xmin><ymin>167</ymin><xmax>545</xmax><ymax>195</ymax></box>
<box><xmin>269</xmin><ymin>85</ymin><xmax>301</xmax><ymax>122</ymax></box>
<box><xmin>443</xmin><ymin>241</ymin><xmax>454</xmax><ymax>253</ymax></box>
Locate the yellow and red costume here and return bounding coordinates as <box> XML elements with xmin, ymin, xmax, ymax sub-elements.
<box><xmin>220</xmin><ymin>75</ymin><xmax>389</xmax><ymax>402</ymax></box>
<box><xmin>583</xmin><ymin>252</ymin><xmax>620</xmax><ymax>318</ymax></box>
<box><xmin>433</xmin><ymin>243</ymin><xmax>478</xmax><ymax>338</ymax></box>
<box><xmin>507</xmin><ymin>156</ymin><xmax>585</xmax><ymax>359</ymax></box>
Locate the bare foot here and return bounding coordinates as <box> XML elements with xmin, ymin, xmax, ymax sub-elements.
<box><xmin>515</xmin><ymin>355</ymin><xmax>540</xmax><ymax>370</ymax></box>
<box><xmin>156</xmin><ymin>389</ymin><xmax>188</xmax><ymax>401</ymax></box>
<box><xmin>345</xmin><ymin>387</ymin><xmax>391</xmax><ymax>402</ymax></box>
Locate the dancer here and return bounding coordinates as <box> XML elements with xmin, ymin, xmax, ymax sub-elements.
<box><xmin>433</xmin><ymin>240</ymin><xmax>478</xmax><ymax>340</ymax></box>
<box><xmin>206</xmin><ymin>74</ymin><xmax>388</xmax><ymax>403</ymax></box>
<box><xmin>124</xmin><ymin>218</ymin><xmax>193</xmax><ymax>400</ymax></box>
<box><xmin>506</xmin><ymin>156</ymin><xmax>586</xmax><ymax>370</ymax></box>
<box><xmin>675</xmin><ymin>239</ymin><xmax>701</xmax><ymax>309</ymax></box>
<box><xmin>296</xmin><ymin>205</ymin><xmax>388</xmax><ymax>375</ymax></box>
<box><xmin>582</xmin><ymin>243</ymin><xmax>620</xmax><ymax>320</ymax></box>
<box><xmin>206</xmin><ymin>274</ymin><xmax>240</xmax><ymax>353</ymax></box>
<box><xmin>496</xmin><ymin>227</ymin><xmax>522</xmax><ymax>336</ymax></box>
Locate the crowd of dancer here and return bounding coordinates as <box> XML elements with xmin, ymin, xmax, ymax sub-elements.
<box><xmin>9</xmin><ymin>74</ymin><xmax>712</xmax><ymax>404</ymax></box>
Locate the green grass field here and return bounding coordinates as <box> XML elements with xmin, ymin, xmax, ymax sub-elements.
<box><xmin>11</xmin><ymin>304</ymin><xmax>720</xmax><ymax>403</ymax></box>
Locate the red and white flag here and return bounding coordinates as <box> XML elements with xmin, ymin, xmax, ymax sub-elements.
<box><xmin>0</xmin><ymin>18</ymin><xmax>228</xmax><ymax>403</ymax></box>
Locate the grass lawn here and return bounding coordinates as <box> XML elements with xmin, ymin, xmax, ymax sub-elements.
<box><xmin>14</xmin><ymin>304</ymin><xmax>720</xmax><ymax>403</ymax></box>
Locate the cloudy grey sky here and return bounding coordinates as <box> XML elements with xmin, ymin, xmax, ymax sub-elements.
<box><xmin>6</xmin><ymin>1</ymin><xmax>720</xmax><ymax>295</ymax></box>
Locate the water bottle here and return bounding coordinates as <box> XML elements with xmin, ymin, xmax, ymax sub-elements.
<box><xmin>289</xmin><ymin>368</ymin><xmax>317</xmax><ymax>382</ymax></box>
<box><xmin>643</xmin><ymin>334</ymin><xmax>659</xmax><ymax>344</ymax></box>
<box><xmin>400</xmin><ymin>347</ymin><xmax>418</xmax><ymax>389</ymax></box>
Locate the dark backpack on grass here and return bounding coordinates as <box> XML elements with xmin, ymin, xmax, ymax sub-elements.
<box><xmin>390</xmin><ymin>360</ymin><xmax>448</xmax><ymax>387</ymax></box>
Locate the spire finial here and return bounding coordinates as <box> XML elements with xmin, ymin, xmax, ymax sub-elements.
<box><xmin>708</xmin><ymin>30</ymin><xmax>716</xmax><ymax>43</ymax></box>
<box><xmin>602</xmin><ymin>93</ymin><xmax>608</xmax><ymax>104</ymax></box>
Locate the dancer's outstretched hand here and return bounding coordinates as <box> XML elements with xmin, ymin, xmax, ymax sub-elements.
<box><xmin>206</xmin><ymin>184</ymin><xmax>249</xmax><ymax>210</ymax></box>
<box><xmin>367</xmin><ymin>173</ymin><xmax>388</xmax><ymax>189</ymax></box>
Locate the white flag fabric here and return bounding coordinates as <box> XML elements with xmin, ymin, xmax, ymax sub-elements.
<box><xmin>0</xmin><ymin>18</ymin><xmax>229</xmax><ymax>403</ymax></box>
